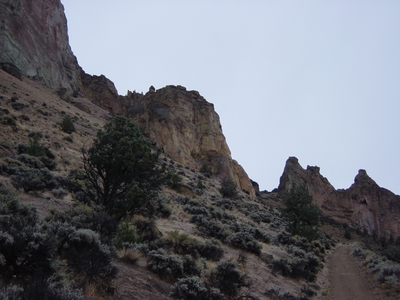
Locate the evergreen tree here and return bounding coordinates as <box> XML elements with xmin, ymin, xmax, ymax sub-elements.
<box><xmin>79</xmin><ymin>115</ymin><xmax>162</xmax><ymax>220</ymax></box>
<box><xmin>59</xmin><ymin>115</ymin><xmax>76</xmax><ymax>134</ymax></box>
<box><xmin>219</xmin><ymin>177</ymin><xmax>238</xmax><ymax>199</ymax></box>
<box><xmin>282</xmin><ymin>184</ymin><xmax>320</xmax><ymax>240</ymax></box>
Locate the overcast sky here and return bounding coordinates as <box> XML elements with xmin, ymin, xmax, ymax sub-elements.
<box><xmin>62</xmin><ymin>1</ymin><xmax>400</xmax><ymax>194</ymax></box>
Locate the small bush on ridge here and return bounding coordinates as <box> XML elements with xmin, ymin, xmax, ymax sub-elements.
<box><xmin>147</xmin><ymin>248</ymin><xmax>183</xmax><ymax>280</ymax></box>
<box><xmin>210</xmin><ymin>260</ymin><xmax>249</xmax><ymax>297</ymax></box>
<box><xmin>171</xmin><ymin>276</ymin><xmax>224</xmax><ymax>300</ymax></box>
<box><xmin>60</xmin><ymin>115</ymin><xmax>76</xmax><ymax>134</ymax></box>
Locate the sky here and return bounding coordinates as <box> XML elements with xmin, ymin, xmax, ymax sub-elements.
<box><xmin>62</xmin><ymin>1</ymin><xmax>400</xmax><ymax>194</ymax></box>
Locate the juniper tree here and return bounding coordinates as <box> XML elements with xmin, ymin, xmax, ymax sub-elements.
<box><xmin>219</xmin><ymin>177</ymin><xmax>238</xmax><ymax>199</ymax></box>
<box><xmin>282</xmin><ymin>184</ymin><xmax>320</xmax><ymax>240</ymax></box>
<box><xmin>79</xmin><ymin>115</ymin><xmax>162</xmax><ymax>220</ymax></box>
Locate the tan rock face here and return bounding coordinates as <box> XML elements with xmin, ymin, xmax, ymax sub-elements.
<box><xmin>278</xmin><ymin>157</ymin><xmax>400</xmax><ymax>239</ymax></box>
<box><xmin>101</xmin><ymin>85</ymin><xmax>255</xmax><ymax>196</ymax></box>
<box><xmin>0</xmin><ymin>0</ymin><xmax>79</xmax><ymax>93</ymax></box>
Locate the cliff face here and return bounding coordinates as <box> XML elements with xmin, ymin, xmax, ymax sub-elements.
<box><xmin>78</xmin><ymin>82</ymin><xmax>255</xmax><ymax>195</ymax></box>
<box><xmin>0</xmin><ymin>0</ymin><xmax>255</xmax><ymax>196</ymax></box>
<box><xmin>278</xmin><ymin>157</ymin><xmax>400</xmax><ymax>239</ymax></box>
<box><xmin>122</xmin><ymin>86</ymin><xmax>255</xmax><ymax>196</ymax></box>
<box><xmin>0</xmin><ymin>0</ymin><xmax>79</xmax><ymax>93</ymax></box>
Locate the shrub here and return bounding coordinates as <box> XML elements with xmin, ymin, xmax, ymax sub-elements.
<box><xmin>143</xmin><ymin>195</ymin><xmax>172</xmax><ymax>218</ymax></box>
<box><xmin>25</xmin><ymin>135</ymin><xmax>46</xmax><ymax>157</ymax></box>
<box><xmin>45</xmin><ymin>204</ymin><xmax>116</xmax><ymax>244</ymax></box>
<box><xmin>214</xmin><ymin>198</ymin><xmax>233</xmax><ymax>210</ymax></box>
<box><xmin>163</xmin><ymin>231</ymin><xmax>224</xmax><ymax>260</ymax></box>
<box><xmin>11</xmin><ymin>167</ymin><xmax>58</xmax><ymax>192</ymax></box>
<box><xmin>272</xmin><ymin>258</ymin><xmax>292</xmax><ymax>277</ymax></box>
<box><xmin>14</xmin><ymin>154</ymin><xmax>44</xmax><ymax>169</ymax></box>
<box><xmin>133</xmin><ymin>217</ymin><xmax>161</xmax><ymax>242</ymax></box>
<box><xmin>301</xmin><ymin>284</ymin><xmax>318</xmax><ymax>298</ymax></box>
<box><xmin>0</xmin><ymin>188</ymin><xmax>55</xmax><ymax>281</ymax></box>
<box><xmin>196</xmin><ymin>180</ymin><xmax>205</xmax><ymax>190</ymax></box>
<box><xmin>352</xmin><ymin>247</ymin><xmax>367</xmax><ymax>259</ymax></box>
<box><xmin>264</xmin><ymin>287</ymin><xmax>301</xmax><ymax>300</ymax></box>
<box><xmin>11</xmin><ymin>102</ymin><xmax>25</xmax><ymax>111</ymax></box>
<box><xmin>272</xmin><ymin>252</ymin><xmax>322</xmax><ymax>282</ymax></box>
<box><xmin>52</xmin><ymin>188</ymin><xmax>68</xmax><ymax>198</ymax></box>
<box><xmin>210</xmin><ymin>260</ymin><xmax>249</xmax><ymax>297</ymax></box>
<box><xmin>166</xmin><ymin>171</ymin><xmax>183</xmax><ymax>192</ymax></box>
<box><xmin>114</xmin><ymin>220</ymin><xmax>139</xmax><ymax>248</ymax></box>
<box><xmin>165</xmin><ymin>230</ymin><xmax>202</xmax><ymax>256</ymax></box>
<box><xmin>200</xmin><ymin>163</ymin><xmax>212</xmax><ymax>177</ymax></box>
<box><xmin>55</xmin><ymin>226</ymin><xmax>117</xmax><ymax>285</ymax></box>
<box><xmin>39</xmin><ymin>156</ymin><xmax>57</xmax><ymax>170</ymax></box>
<box><xmin>118</xmin><ymin>247</ymin><xmax>142</xmax><ymax>265</ymax></box>
<box><xmin>183</xmin><ymin>204</ymin><xmax>209</xmax><ymax>216</ymax></box>
<box><xmin>344</xmin><ymin>229</ymin><xmax>352</xmax><ymax>240</ymax></box>
<box><xmin>376</xmin><ymin>265</ymin><xmax>400</xmax><ymax>284</ymax></box>
<box><xmin>290</xmin><ymin>254</ymin><xmax>321</xmax><ymax>281</ymax></box>
<box><xmin>183</xmin><ymin>255</ymin><xmax>202</xmax><ymax>276</ymax></box>
<box><xmin>199</xmin><ymin>239</ymin><xmax>224</xmax><ymax>261</ymax></box>
<box><xmin>0</xmin><ymin>285</ymin><xmax>24</xmax><ymax>300</ymax></box>
<box><xmin>1</xmin><ymin>115</ymin><xmax>17</xmax><ymax>130</ymax></box>
<box><xmin>229</xmin><ymin>222</ymin><xmax>270</xmax><ymax>243</ymax></box>
<box><xmin>229</xmin><ymin>232</ymin><xmax>262</xmax><ymax>255</ymax></box>
<box><xmin>209</xmin><ymin>206</ymin><xmax>232</xmax><ymax>221</ymax></box>
<box><xmin>250</xmin><ymin>211</ymin><xmax>271</xmax><ymax>224</ymax></box>
<box><xmin>382</xmin><ymin>246</ymin><xmax>400</xmax><ymax>263</ymax></box>
<box><xmin>219</xmin><ymin>177</ymin><xmax>238</xmax><ymax>199</ymax></box>
<box><xmin>147</xmin><ymin>248</ymin><xmax>183</xmax><ymax>280</ymax></box>
<box><xmin>171</xmin><ymin>277</ymin><xmax>224</xmax><ymax>300</ymax></box>
<box><xmin>190</xmin><ymin>216</ymin><xmax>231</xmax><ymax>242</ymax></box>
<box><xmin>59</xmin><ymin>115</ymin><xmax>76</xmax><ymax>134</ymax></box>
<box><xmin>11</xmin><ymin>278</ymin><xmax>87</xmax><ymax>300</ymax></box>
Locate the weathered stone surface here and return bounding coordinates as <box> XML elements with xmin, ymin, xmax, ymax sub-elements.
<box><xmin>83</xmin><ymin>84</ymin><xmax>255</xmax><ymax>195</ymax></box>
<box><xmin>0</xmin><ymin>0</ymin><xmax>79</xmax><ymax>93</ymax></box>
<box><xmin>102</xmin><ymin>85</ymin><xmax>255</xmax><ymax>196</ymax></box>
<box><xmin>278</xmin><ymin>157</ymin><xmax>400</xmax><ymax>238</ymax></box>
<box><xmin>79</xmin><ymin>68</ymin><xmax>119</xmax><ymax>110</ymax></box>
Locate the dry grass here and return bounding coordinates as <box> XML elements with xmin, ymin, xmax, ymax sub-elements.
<box><xmin>118</xmin><ymin>248</ymin><xmax>142</xmax><ymax>265</ymax></box>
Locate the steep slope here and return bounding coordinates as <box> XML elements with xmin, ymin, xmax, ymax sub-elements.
<box><xmin>277</xmin><ymin>157</ymin><xmax>400</xmax><ymax>239</ymax></box>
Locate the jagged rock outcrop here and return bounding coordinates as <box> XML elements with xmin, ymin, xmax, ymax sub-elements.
<box><xmin>0</xmin><ymin>0</ymin><xmax>80</xmax><ymax>94</ymax></box>
<box><xmin>81</xmin><ymin>82</ymin><xmax>255</xmax><ymax>195</ymax></box>
<box><xmin>79</xmin><ymin>68</ymin><xmax>119</xmax><ymax>109</ymax></box>
<box><xmin>101</xmin><ymin>85</ymin><xmax>254</xmax><ymax>196</ymax></box>
<box><xmin>278</xmin><ymin>157</ymin><xmax>400</xmax><ymax>239</ymax></box>
<box><xmin>0</xmin><ymin>0</ymin><xmax>255</xmax><ymax>196</ymax></box>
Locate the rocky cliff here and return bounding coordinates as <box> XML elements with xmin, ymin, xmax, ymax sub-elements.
<box><xmin>278</xmin><ymin>157</ymin><xmax>400</xmax><ymax>239</ymax></box>
<box><xmin>0</xmin><ymin>0</ymin><xmax>255</xmax><ymax>195</ymax></box>
<box><xmin>76</xmin><ymin>80</ymin><xmax>255</xmax><ymax>195</ymax></box>
<box><xmin>0</xmin><ymin>0</ymin><xmax>80</xmax><ymax>94</ymax></box>
<box><xmin>114</xmin><ymin>85</ymin><xmax>255</xmax><ymax>196</ymax></box>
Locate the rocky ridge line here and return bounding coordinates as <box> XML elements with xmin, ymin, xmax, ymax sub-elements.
<box><xmin>277</xmin><ymin>157</ymin><xmax>400</xmax><ymax>239</ymax></box>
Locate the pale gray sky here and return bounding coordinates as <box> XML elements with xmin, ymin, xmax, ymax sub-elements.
<box><xmin>62</xmin><ymin>1</ymin><xmax>400</xmax><ymax>194</ymax></box>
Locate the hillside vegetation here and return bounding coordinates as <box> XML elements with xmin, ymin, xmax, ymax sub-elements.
<box><xmin>1</xmin><ymin>69</ymin><xmax>400</xmax><ymax>299</ymax></box>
